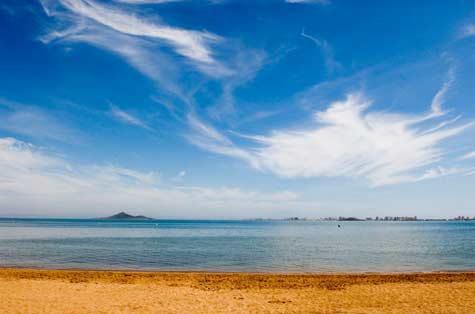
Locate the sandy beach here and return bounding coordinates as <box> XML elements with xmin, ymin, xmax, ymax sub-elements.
<box><xmin>1</xmin><ymin>269</ymin><xmax>474</xmax><ymax>314</ymax></box>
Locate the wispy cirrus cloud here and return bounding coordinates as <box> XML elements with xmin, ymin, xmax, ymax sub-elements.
<box><xmin>301</xmin><ymin>30</ymin><xmax>341</xmax><ymax>74</ymax></box>
<box><xmin>172</xmin><ymin>170</ymin><xmax>187</xmax><ymax>182</ymax></box>
<box><xmin>207</xmin><ymin>49</ymin><xmax>266</xmax><ymax>120</ymax></box>
<box><xmin>460</xmin><ymin>151</ymin><xmax>475</xmax><ymax>161</ymax></box>
<box><xmin>286</xmin><ymin>0</ymin><xmax>330</xmax><ymax>4</ymax></box>
<box><xmin>114</xmin><ymin>0</ymin><xmax>181</xmax><ymax>4</ymax></box>
<box><xmin>67</xmin><ymin>26</ymin><xmax>188</xmax><ymax>99</ymax></box>
<box><xmin>109</xmin><ymin>103</ymin><xmax>153</xmax><ymax>131</ymax></box>
<box><xmin>459</xmin><ymin>23</ymin><xmax>475</xmax><ymax>39</ymax></box>
<box><xmin>185</xmin><ymin>113</ymin><xmax>259</xmax><ymax>166</ymax></box>
<box><xmin>40</xmin><ymin>0</ymin><xmax>221</xmax><ymax>65</ymax></box>
<box><xmin>0</xmin><ymin>137</ymin><xmax>300</xmax><ymax>218</ymax></box>
<box><xmin>429</xmin><ymin>68</ymin><xmax>454</xmax><ymax>117</ymax></box>
<box><xmin>39</xmin><ymin>0</ymin><xmax>239</xmax><ymax>130</ymax></box>
<box><xmin>247</xmin><ymin>93</ymin><xmax>472</xmax><ymax>186</ymax></box>
<box><xmin>188</xmin><ymin>74</ymin><xmax>474</xmax><ymax>186</ymax></box>
<box><xmin>0</xmin><ymin>98</ymin><xmax>78</xmax><ymax>142</ymax></box>
<box><xmin>39</xmin><ymin>0</ymin><xmax>273</xmax><ymax>138</ymax></box>
<box><xmin>39</xmin><ymin>0</ymin><xmax>234</xmax><ymax>84</ymax></box>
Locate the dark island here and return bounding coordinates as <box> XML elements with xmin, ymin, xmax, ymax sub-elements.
<box><xmin>101</xmin><ymin>212</ymin><xmax>153</xmax><ymax>220</ymax></box>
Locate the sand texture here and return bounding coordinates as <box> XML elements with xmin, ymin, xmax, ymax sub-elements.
<box><xmin>1</xmin><ymin>268</ymin><xmax>475</xmax><ymax>314</ymax></box>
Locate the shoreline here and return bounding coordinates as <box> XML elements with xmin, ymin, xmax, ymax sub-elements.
<box><xmin>2</xmin><ymin>268</ymin><xmax>475</xmax><ymax>313</ymax></box>
<box><xmin>2</xmin><ymin>265</ymin><xmax>475</xmax><ymax>275</ymax></box>
<box><xmin>2</xmin><ymin>265</ymin><xmax>475</xmax><ymax>274</ymax></box>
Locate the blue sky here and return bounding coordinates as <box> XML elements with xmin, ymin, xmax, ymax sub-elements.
<box><xmin>1</xmin><ymin>0</ymin><xmax>475</xmax><ymax>218</ymax></box>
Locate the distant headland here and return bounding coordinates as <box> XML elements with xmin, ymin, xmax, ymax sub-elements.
<box><xmin>101</xmin><ymin>212</ymin><xmax>153</xmax><ymax>220</ymax></box>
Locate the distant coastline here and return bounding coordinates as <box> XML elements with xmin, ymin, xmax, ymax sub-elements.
<box><xmin>0</xmin><ymin>215</ymin><xmax>474</xmax><ymax>221</ymax></box>
<box><xmin>252</xmin><ymin>215</ymin><xmax>475</xmax><ymax>222</ymax></box>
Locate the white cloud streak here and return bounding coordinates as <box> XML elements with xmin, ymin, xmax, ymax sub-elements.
<box><xmin>460</xmin><ymin>151</ymin><xmax>475</xmax><ymax>161</ymax></box>
<box><xmin>429</xmin><ymin>68</ymin><xmax>454</xmax><ymax>117</ymax></box>
<box><xmin>39</xmin><ymin>0</ymin><xmax>272</xmax><ymax>149</ymax></box>
<box><xmin>416</xmin><ymin>166</ymin><xmax>468</xmax><ymax>181</ymax></box>
<box><xmin>301</xmin><ymin>30</ymin><xmax>341</xmax><ymax>74</ymax></box>
<box><xmin>39</xmin><ymin>0</ymin><xmax>232</xmax><ymax>80</ymax></box>
<box><xmin>43</xmin><ymin>0</ymin><xmax>219</xmax><ymax>64</ymax></box>
<box><xmin>39</xmin><ymin>0</ymin><xmax>237</xmax><ymax>132</ymax></box>
<box><xmin>0</xmin><ymin>98</ymin><xmax>78</xmax><ymax>142</ymax></box>
<box><xmin>0</xmin><ymin>137</ymin><xmax>300</xmax><ymax>218</ymax></box>
<box><xmin>248</xmin><ymin>93</ymin><xmax>471</xmax><ymax>186</ymax></box>
<box><xmin>189</xmin><ymin>79</ymin><xmax>473</xmax><ymax>186</ymax></box>
<box><xmin>208</xmin><ymin>49</ymin><xmax>266</xmax><ymax>119</ymax></box>
<box><xmin>114</xmin><ymin>0</ymin><xmax>181</xmax><ymax>4</ymax></box>
<box><xmin>459</xmin><ymin>23</ymin><xmax>475</xmax><ymax>39</ymax></box>
<box><xmin>286</xmin><ymin>0</ymin><xmax>330</xmax><ymax>4</ymax></box>
<box><xmin>186</xmin><ymin>113</ymin><xmax>259</xmax><ymax>167</ymax></box>
<box><xmin>66</xmin><ymin>26</ymin><xmax>187</xmax><ymax>99</ymax></box>
<box><xmin>109</xmin><ymin>104</ymin><xmax>153</xmax><ymax>131</ymax></box>
<box><xmin>171</xmin><ymin>170</ymin><xmax>187</xmax><ymax>182</ymax></box>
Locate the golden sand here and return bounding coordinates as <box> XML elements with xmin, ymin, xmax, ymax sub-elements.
<box><xmin>1</xmin><ymin>268</ymin><xmax>475</xmax><ymax>313</ymax></box>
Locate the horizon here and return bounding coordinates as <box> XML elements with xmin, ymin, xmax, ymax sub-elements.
<box><xmin>1</xmin><ymin>0</ymin><xmax>475</xmax><ymax>219</ymax></box>
<box><xmin>0</xmin><ymin>211</ymin><xmax>473</xmax><ymax>221</ymax></box>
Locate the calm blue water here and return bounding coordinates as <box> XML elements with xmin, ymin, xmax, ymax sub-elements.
<box><xmin>0</xmin><ymin>219</ymin><xmax>474</xmax><ymax>273</ymax></box>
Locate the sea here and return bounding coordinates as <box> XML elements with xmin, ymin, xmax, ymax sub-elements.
<box><xmin>0</xmin><ymin>218</ymin><xmax>474</xmax><ymax>273</ymax></box>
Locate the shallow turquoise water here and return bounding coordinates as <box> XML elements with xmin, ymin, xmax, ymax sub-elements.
<box><xmin>0</xmin><ymin>219</ymin><xmax>474</xmax><ymax>272</ymax></box>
